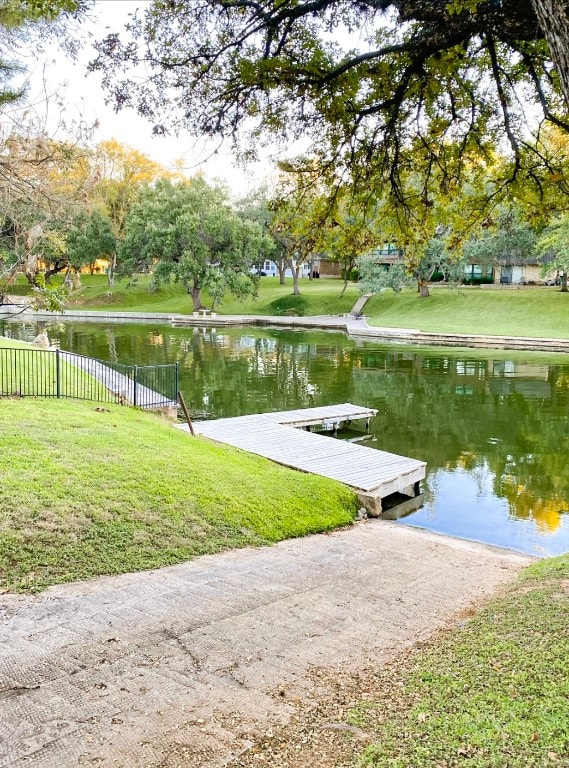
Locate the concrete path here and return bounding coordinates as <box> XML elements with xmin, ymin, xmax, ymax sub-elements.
<box><xmin>0</xmin><ymin>523</ymin><xmax>531</xmax><ymax>768</ymax></box>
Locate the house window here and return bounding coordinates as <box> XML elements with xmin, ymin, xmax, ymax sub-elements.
<box><xmin>464</xmin><ymin>264</ymin><xmax>493</xmax><ymax>283</ymax></box>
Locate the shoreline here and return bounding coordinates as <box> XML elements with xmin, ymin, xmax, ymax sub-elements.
<box><xmin>2</xmin><ymin>305</ymin><xmax>569</xmax><ymax>353</ymax></box>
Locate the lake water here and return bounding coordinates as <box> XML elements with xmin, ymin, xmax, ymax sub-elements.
<box><xmin>3</xmin><ymin>318</ymin><xmax>569</xmax><ymax>557</ymax></box>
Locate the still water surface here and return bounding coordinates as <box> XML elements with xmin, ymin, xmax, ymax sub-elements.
<box><xmin>3</xmin><ymin>319</ymin><xmax>569</xmax><ymax>557</ymax></box>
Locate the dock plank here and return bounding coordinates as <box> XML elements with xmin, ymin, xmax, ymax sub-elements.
<box><xmin>191</xmin><ymin>403</ymin><xmax>426</xmax><ymax>500</ymax></box>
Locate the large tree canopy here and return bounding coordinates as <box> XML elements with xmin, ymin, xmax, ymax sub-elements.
<box><xmin>94</xmin><ymin>0</ymin><xmax>569</xmax><ymax>203</ymax></box>
<box><xmin>120</xmin><ymin>177</ymin><xmax>272</xmax><ymax>311</ymax></box>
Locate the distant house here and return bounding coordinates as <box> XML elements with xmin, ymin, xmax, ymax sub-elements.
<box><xmin>80</xmin><ymin>258</ymin><xmax>110</xmax><ymax>276</ymax></box>
<box><xmin>465</xmin><ymin>252</ymin><xmax>558</xmax><ymax>285</ymax></box>
<box><xmin>495</xmin><ymin>251</ymin><xmax>558</xmax><ymax>285</ymax></box>
<box><xmin>253</xmin><ymin>259</ymin><xmax>313</xmax><ymax>278</ymax></box>
<box><xmin>367</xmin><ymin>244</ymin><xmax>405</xmax><ymax>266</ymax></box>
<box><xmin>319</xmin><ymin>244</ymin><xmax>404</xmax><ymax>278</ymax></box>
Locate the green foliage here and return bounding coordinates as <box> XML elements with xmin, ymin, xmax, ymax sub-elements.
<box><xmin>355</xmin><ymin>555</ymin><xmax>569</xmax><ymax>768</ymax></box>
<box><xmin>92</xmin><ymin>0</ymin><xmax>569</xmax><ymax>213</ymax></box>
<box><xmin>463</xmin><ymin>209</ymin><xmax>538</xmax><ymax>270</ymax></box>
<box><xmin>536</xmin><ymin>216</ymin><xmax>569</xmax><ymax>290</ymax></box>
<box><xmin>120</xmin><ymin>178</ymin><xmax>271</xmax><ymax>309</ymax></box>
<box><xmin>31</xmin><ymin>272</ymin><xmax>69</xmax><ymax>311</ymax></box>
<box><xmin>0</xmin><ymin>0</ymin><xmax>80</xmax><ymax>27</ymax></box>
<box><xmin>357</xmin><ymin>257</ymin><xmax>412</xmax><ymax>295</ymax></box>
<box><xmin>66</xmin><ymin>210</ymin><xmax>116</xmax><ymax>271</ymax></box>
<box><xmin>0</xmin><ymin>397</ymin><xmax>358</xmax><ymax>591</ymax></box>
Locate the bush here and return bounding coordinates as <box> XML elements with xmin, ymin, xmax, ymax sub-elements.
<box><xmin>268</xmin><ymin>293</ymin><xmax>310</xmax><ymax>316</ymax></box>
<box><xmin>341</xmin><ymin>267</ymin><xmax>360</xmax><ymax>282</ymax></box>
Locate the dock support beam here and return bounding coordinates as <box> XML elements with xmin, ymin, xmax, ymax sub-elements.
<box><xmin>357</xmin><ymin>491</ymin><xmax>382</xmax><ymax>517</ymax></box>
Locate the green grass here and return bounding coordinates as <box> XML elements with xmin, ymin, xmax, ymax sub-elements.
<box><xmin>351</xmin><ymin>554</ymin><xmax>569</xmax><ymax>768</ymax></box>
<box><xmin>0</xmin><ymin>336</ymin><xmax>107</xmax><ymax>399</ymax></box>
<box><xmin>11</xmin><ymin>273</ymin><xmax>569</xmax><ymax>337</ymax></box>
<box><xmin>9</xmin><ymin>274</ymin><xmax>359</xmax><ymax>316</ymax></box>
<box><xmin>216</xmin><ymin>279</ymin><xmax>358</xmax><ymax>316</ymax></box>
<box><xmin>366</xmin><ymin>286</ymin><xmax>569</xmax><ymax>338</ymax></box>
<box><xmin>0</xmin><ymin>398</ymin><xmax>358</xmax><ymax>592</ymax></box>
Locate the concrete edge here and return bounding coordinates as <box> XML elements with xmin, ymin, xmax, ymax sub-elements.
<box><xmin>3</xmin><ymin>307</ymin><xmax>569</xmax><ymax>353</ymax></box>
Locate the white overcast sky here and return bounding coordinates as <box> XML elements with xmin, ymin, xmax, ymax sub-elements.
<box><xmin>21</xmin><ymin>0</ymin><xmax>273</xmax><ymax>197</ymax></box>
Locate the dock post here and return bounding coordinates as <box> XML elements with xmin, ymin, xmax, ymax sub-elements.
<box><xmin>178</xmin><ymin>390</ymin><xmax>195</xmax><ymax>436</ymax></box>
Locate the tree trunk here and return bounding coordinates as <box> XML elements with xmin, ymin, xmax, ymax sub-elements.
<box><xmin>339</xmin><ymin>258</ymin><xmax>355</xmax><ymax>297</ymax></box>
<box><xmin>191</xmin><ymin>281</ymin><xmax>202</xmax><ymax>310</ymax></box>
<box><xmin>44</xmin><ymin>261</ymin><xmax>66</xmax><ymax>284</ymax></box>
<box><xmin>418</xmin><ymin>279</ymin><xmax>430</xmax><ymax>297</ymax></box>
<box><xmin>292</xmin><ymin>267</ymin><xmax>301</xmax><ymax>295</ymax></box>
<box><xmin>63</xmin><ymin>267</ymin><xmax>73</xmax><ymax>290</ymax></box>
<box><xmin>277</xmin><ymin>259</ymin><xmax>286</xmax><ymax>285</ymax></box>
<box><xmin>530</xmin><ymin>0</ymin><xmax>569</xmax><ymax>110</ymax></box>
<box><xmin>561</xmin><ymin>271</ymin><xmax>568</xmax><ymax>292</ymax></box>
<box><xmin>107</xmin><ymin>252</ymin><xmax>117</xmax><ymax>287</ymax></box>
<box><xmin>23</xmin><ymin>252</ymin><xmax>40</xmax><ymax>287</ymax></box>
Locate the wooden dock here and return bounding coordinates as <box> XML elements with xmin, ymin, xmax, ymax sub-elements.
<box><xmin>183</xmin><ymin>403</ymin><xmax>426</xmax><ymax>514</ymax></box>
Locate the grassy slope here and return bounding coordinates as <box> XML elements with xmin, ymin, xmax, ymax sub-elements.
<box><xmin>366</xmin><ymin>287</ymin><xmax>569</xmax><ymax>338</ymax></box>
<box><xmin>10</xmin><ymin>274</ymin><xmax>569</xmax><ymax>336</ymax></box>
<box><xmin>19</xmin><ymin>274</ymin><xmax>359</xmax><ymax>316</ymax></box>
<box><xmin>352</xmin><ymin>554</ymin><xmax>569</xmax><ymax>768</ymax></box>
<box><xmin>0</xmin><ymin>398</ymin><xmax>358</xmax><ymax>592</ymax></box>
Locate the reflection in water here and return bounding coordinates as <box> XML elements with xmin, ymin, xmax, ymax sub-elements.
<box><xmin>2</xmin><ymin>319</ymin><xmax>568</xmax><ymax>556</ymax></box>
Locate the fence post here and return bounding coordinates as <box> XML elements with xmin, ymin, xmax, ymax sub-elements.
<box><xmin>133</xmin><ymin>365</ymin><xmax>138</xmax><ymax>407</ymax></box>
<box><xmin>175</xmin><ymin>362</ymin><xmax>179</xmax><ymax>402</ymax></box>
<box><xmin>56</xmin><ymin>349</ymin><xmax>61</xmax><ymax>399</ymax></box>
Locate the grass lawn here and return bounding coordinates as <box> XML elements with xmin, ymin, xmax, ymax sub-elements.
<box><xmin>0</xmin><ymin>337</ymin><xmax>107</xmax><ymax>400</ymax></box>
<box><xmin>0</xmin><ymin>398</ymin><xmax>358</xmax><ymax>592</ymax></box>
<box><xmin>366</xmin><ymin>286</ymin><xmax>569</xmax><ymax>338</ymax></box>
<box><xmin>10</xmin><ymin>273</ymin><xmax>569</xmax><ymax>337</ymax></box>
<box><xmin>350</xmin><ymin>553</ymin><xmax>569</xmax><ymax>768</ymax></box>
<box><xmin>9</xmin><ymin>274</ymin><xmax>359</xmax><ymax>316</ymax></box>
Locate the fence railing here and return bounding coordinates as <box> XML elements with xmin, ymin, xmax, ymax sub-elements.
<box><xmin>0</xmin><ymin>346</ymin><xmax>179</xmax><ymax>409</ymax></box>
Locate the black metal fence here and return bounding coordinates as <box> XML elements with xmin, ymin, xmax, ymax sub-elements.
<box><xmin>0</xmin><ymin>346</ymin><xmax>178</xmax><ymax>409</ymax></box>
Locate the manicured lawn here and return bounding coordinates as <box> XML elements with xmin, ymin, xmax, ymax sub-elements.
<box><xmin>366</xmin><ymin>286</ymin><xmax>569</xmax><ymax>338</ymax></box>
<box><xmin>17</xmin><ymin>274</ymin><xmax>359</xmax><ymax>316</ymax></box>
<box><xmin>216</xmin><ymin>279</ymin><xmax>358</xmax><ymax>316</ymax></box>
<box><xmin>0</xmin><ymin>398</ymin><xmax>358</xmax><ymax>592</ymax></box>
<box><xmin>351</xmin><ymin>553</ymin><xmax>569</xmax><ymax>768</ymax></box>
<box><xmin>10</xmin><ymin>273</ymin><xmax>569</xmax><ymax>337</ymax></box>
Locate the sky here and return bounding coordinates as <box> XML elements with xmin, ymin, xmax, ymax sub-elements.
<box><xmin>21</xmin><ymin>0</ymin><xmax>273</xmax><ymax>197</ymax></box>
